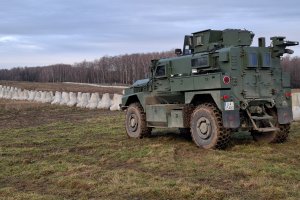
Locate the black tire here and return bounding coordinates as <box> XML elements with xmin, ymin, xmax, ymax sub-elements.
<box><xmin>251</xmin><ymin>131</ymin><xmax>276</xmax><ymax>143</ymax></box>
<box><xmin>252</xmin><ymin>124</ymin><xmax>290</xmax><ymax>143</ymax></box>
<box><xmin>251</xmin><ymin>110</ymin><xmax>290</xmax><ymax>143</ymax></box>
<box><xmin>190</xmin><ymin>103</ymin><xmax>230</xmax><ymax>149</ymax></box>
<box><xmin>125</xmin><ymin>103</ymin><xmax>151</xmax><ymax>138</ymax></box>
<box><xmin>274</xmin><ymin>124</ymin><xmax>290</xmax><ymax>143</ymax></box>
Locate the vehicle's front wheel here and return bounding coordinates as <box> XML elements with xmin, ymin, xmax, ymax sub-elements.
<box><xmin>190</xmin><ymin>103</ymin><xmax>230</xmax><ymax>149</ymax></box>
<box><xmin>125</xmin><ymin>103</ymin><xmax>151</xmax><ymax>138</ymax></box>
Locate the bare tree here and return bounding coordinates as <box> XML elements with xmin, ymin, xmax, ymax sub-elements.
<box><xmin>0</xmin><ymin>50</ymin><xmax>176</xmax><ymax>85</ymax></box>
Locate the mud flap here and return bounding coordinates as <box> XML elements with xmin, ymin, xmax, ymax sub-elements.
<box><xmin>277</xmin><ymin>107</ymin><xmax>293</xmax><ymax>124</ymax></box>
<box><xmin>222</xmin><ymin>110</ymin><xmax>240</xmax><ymax>128</ymax></box>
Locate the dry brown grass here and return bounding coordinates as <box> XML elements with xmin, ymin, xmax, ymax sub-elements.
<box><xmin>0</xmin><ymin>99</ymin><xmax>115</xmax><ymax>129</ymax></box>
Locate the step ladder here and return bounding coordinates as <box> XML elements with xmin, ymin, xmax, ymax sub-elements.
<box><xmin>246</xmin><ymin>109</ymin><xmax>279</xmax><ymax>132</ymax></box>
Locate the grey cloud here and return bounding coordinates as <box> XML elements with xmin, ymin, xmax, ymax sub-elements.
<box><xmin>0</xmin><ymin>0</ymin><xmax>299</xmax><ymax>67</ymax></box>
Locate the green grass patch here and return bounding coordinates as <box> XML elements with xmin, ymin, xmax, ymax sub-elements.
<box><xmin>0</xmin><ymin>104</ymin><xmax>300</xmax><ymax>199</ymax></box>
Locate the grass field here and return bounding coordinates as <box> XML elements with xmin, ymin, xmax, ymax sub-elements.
<box><xmin>0</xmin><ymin>99</ymin><xmax>299</xmax><ymax>200</ymax></box>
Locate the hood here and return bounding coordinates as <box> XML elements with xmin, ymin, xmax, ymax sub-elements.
<box><xmin>131</xmin><ymin>78</ymin><xmax>149</xmax><ymax>88</ymax></box>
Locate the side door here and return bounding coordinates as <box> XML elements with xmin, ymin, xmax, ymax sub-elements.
<box><xmin>153</xmin><ymin>64</ymin><xmax>171</xmax><ymax>93</ymax></box>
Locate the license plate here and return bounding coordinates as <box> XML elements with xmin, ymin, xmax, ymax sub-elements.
<box><xmin>224</xmin><ymin>102</ymin><xmax>234</xmax><ymax>111</ymax></box>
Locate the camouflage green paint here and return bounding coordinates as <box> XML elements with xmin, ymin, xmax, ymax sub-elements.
<box><xmin>122</xmin><ymin>29</ymin><xmax>298</xmax><ymax>130</ymax></box>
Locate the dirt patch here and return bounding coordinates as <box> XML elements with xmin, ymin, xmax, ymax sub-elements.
<box><xmin>0</xmin><ymin>99</ymin><xmax>118</xmax><ymax>129</ymax></box>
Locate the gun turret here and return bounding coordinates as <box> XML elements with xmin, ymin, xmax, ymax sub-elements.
<box><xmin>271</xmin><ymin>36</ymin><xmax>299</xmax><ymax>57</ymax></box>
<box><xmin>180</xmin><ymin>29</ymin><xmax>254</xmax><ymax>55</ymax></box>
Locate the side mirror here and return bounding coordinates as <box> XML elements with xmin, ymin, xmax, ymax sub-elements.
<box><xmin>151</xmin><ymin>59</ymin><xmax>158</xmax><ymax>72</ymax></box>
<box><xmin>175</xmin><ymin>48</ymin><xmax>182</xmax><ymax>56</ymax></box>
<box><xmin>150</xmin><ymin>65</ymin><xmax>154</xmax><ymax>73</ymax></box>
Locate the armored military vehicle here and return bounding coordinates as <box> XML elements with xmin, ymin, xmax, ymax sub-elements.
<box><xmin>121</xmin><ymin>29</ymin><xmax>298</xmax><ymax>149</ymax></box>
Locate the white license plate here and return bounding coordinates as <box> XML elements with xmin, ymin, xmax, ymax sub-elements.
<box><xmin>224</xmin><ymin>102</ymin><xmax>234</xmax><ymax>111</ymax></box>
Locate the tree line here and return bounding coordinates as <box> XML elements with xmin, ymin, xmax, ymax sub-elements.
<box><xmin>281</xmin><ymin>56</ymin><xmax>300</xmax><ymax>88</ymax></box>
<box><xmin>0</xmin><ymin>51</ymin><xmax>299</xmax><ymax>88</ymax></box>
<box><xmin>0</xmin><ymin>51</ymin><xmax>174</xmax><ymax>85</ymax></box>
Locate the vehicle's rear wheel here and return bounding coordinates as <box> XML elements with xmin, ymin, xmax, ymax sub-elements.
<box><xmin>190</xmin><ymin>103</ymin><xmax>230</xmax><ymax>149</ymax></box>
<box><xmin>252</xmin><ymin>124</ymin><xmax>290</xmax><ymax>143</ymax></box>
<box><xmin>274</xmin><ymin>124</ymin><xmax>290</xmax><ymax>143</ymax></box>
<box><xmin>251</xmin><ymin>110</ymin><xmax>290</xmax><ymax>143</ymax></box>
<box><xmin>125</xmin><ymin>103</ymin><xmax>151</xmax><ymax>138</ymax></box>
<box><xmin>251</xmin><ymin>130</ymin><xmax>276</xmax><ymax>143</ymax></box>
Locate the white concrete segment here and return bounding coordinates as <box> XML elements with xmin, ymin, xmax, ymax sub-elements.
<box><xmin>40</xmin><ymin>91</ymin><xmax>47</xmax><ymax>103</ymax></box>
<box><xmin>97</xmin><ymin>93</ymin><xmax>112</xmax><ymax>109</ymax></box>
<box><xmin>34</xmin><ymin>91</ymin><xmax>42</xmax><ymax>102</ymax></box>
<box><xmin>110</xmin><ymin>94</ymin><xmax>122</xmax><ymax>111</ymax></box>
<box><xmin>67</xmin><ymin>92</ymin><xmax>77</xmax><ymax>107</ymax></box>
<box><xmin>0</xmin><ymin>85</ymin><xmax>125</xmax><ymax>111</ymax></box>
<box><xmin>292</xmin><ymin>92</ymin><xmax>300</xmax><ymax>121</ymax></box>
<box><xmin>51</xmin><ymin>91</ymin><xmax>62</xmax><ymax>105</ymax></box>
<box><xmin>60</xmin><ymin>92</ymin><xmax>70</xmax><ymax>105</ymax></box>
<box><xmin>28</xmin><ymin>90</ymin><xmax>37</xmax><ymax>101</ymax></box>
<box><xmin>78</xmin><ymin>93</ymin><xmax>89</xmax><ymax>108</ymax></box>
<box><xmin>43</xmin><ymin>91</ymin><xmax>53</xmax><ymax>103</ymax></box>
<box><xmin>23</xmin><ymin>90</ymin><xmax>30</xmax><ymax>100</ymax></box>
<box><xmin>86</xmin><ymin>93</ymin><xmax>100</xmax><ymax>109</ymax></box>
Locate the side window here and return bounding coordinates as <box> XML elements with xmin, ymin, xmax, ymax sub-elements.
<box><xmin>155</xmin><ymin>65</ymin><xmax>166</xmax><ymax>77</ymax></box>
<box><xmin>248</xmin><ymin>53</ymin><xmax>258</xmax><ymax>67</ymax></box>
<box><xmin>196</xmin><ymin>36</ymin><xmax>203</xmax><ymax>46</ymax></box>
<box><xmin>191</xmin><ymin>56</ymin><xmax>209</xmax><ymax>68</ymax></box>
<box><xmin>262</xmin><ymin>53</ymin><xmax>271</xmax><ymax>67</ymax></box>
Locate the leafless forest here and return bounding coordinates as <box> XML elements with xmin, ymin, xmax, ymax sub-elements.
<box><xmin>0</xmin><ymin>51</ymin><xmax>174</xmax><ymax>85</ymax></box>
<box><xmin>0</xmin><ymin>51</ymin><xmax>299</xmax><ymax>87</ymax></box>
<box><xmin>281</xmin><ymin>56</ymin><xmax>300</xmax><ymax>88</ymax></box>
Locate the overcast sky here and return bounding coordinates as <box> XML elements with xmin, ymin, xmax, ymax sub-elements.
<box><xmin>0</xmin><ymin>0</ymin><xmax>299</xmax><ymax>68</ymax></box>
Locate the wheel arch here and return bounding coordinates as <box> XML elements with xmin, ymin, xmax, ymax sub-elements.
<box><xmin>186</xmin><ymin>91</ymin><xmax>222</xmax><ymax>111</ymax></box>
<box><xmin>122</xmin><ymin>94</ymin><xmax>145</xmax><ymax>110</ymax></box>
<box><xmin>185</xmin><ymin>90</ymin><xmax>240</xmax><ymax>129</ymax></box>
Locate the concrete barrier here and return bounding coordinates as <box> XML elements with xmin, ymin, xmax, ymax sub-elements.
<box><xmin>86</xmin><ymin>93</ymin><xmax>100</xmax><ymax>109</ymax></box>
<box><xmin>76</xmin><ymin>92</ymin><xmax>82</xmax><ymax>108</ymax></box>
<box><xmin>28</xmin><ymin>91</ymin><xmax>37</xmax><ymax>101</ymax></box>
<box><xmin>77</xmin><ymin>93</ymin><xmax>89</xmax><ymax>108</ymax></box>
<box><xmin>67</xmin><ymin>92</ymin><xmax>77</xmax><ymax>107</ymax></box>
<box><xmin>0</xmin><ymin>85</ymin><xmax>123</xmax><ymax>111</ymax></box>
<box><xmin>34</xmin><ymin>91</ymin><xmax>42</xmax><ymax>102</ymax></box>
<box><xmin>110</xmin><ymin>94</ymin><xmax>122</xmax><ymax>111</ymax></box>
<box><xmin>97</xmin><ymin>93</ymin><xmax>111</xmax><ymax>109</ymax></box>
<box><xmin>51</xmin><ymin>91</ymin><xmax>62</xmax><ymax>104</ymax></box>
<box><xmin>60</xmin><ymin>92</ymin><xmax>70</xmax><ymax>105</ymax></box>
<box><xmin>43</xmin><ymin>91</ymin><xmax>53</xmax><ymax>103</ymax></box>
<box><xmin>292</xmin><ymin>92</ymin><xmax>300</xmax><ymax>121</ymax></box>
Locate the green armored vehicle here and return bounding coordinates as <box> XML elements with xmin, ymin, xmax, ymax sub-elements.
<box><xmin>121</xmin><ymin>29</ymin><xmax>298</xmax><ymax>149</ymax></box>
